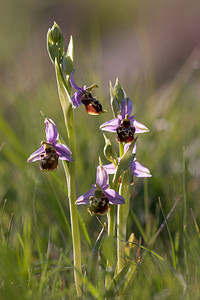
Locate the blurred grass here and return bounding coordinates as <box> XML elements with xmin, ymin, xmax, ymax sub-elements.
<box><xmin>1</xmin><ymin>0</ymin><xmax>200</xmax><ymax>298</ymax></box>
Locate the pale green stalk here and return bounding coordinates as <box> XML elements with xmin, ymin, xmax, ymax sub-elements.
<box><xmin>62</xmin><ymin>111</ymin><xmax>82</xmax><ymax>296</ymax></box>
<box><xmin>55</xmin><ymin>60</ymin><xmax>82</xmax><ymax>297</ymax></box>
<box><xmin>105</xmin><ymin>205</ymin><xmax>115</xmax><ymax>288</ymax></box>
<box><xmin>116</xmin><ymin>143</ymin><xmax>125</xmax><ymax>272</ymax></box>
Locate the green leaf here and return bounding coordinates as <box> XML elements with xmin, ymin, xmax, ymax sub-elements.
<box><xmin>113</xmin><ymin>138</ymin><xmax>137</xmax><ymax>188</ymax></box>
<box><xmin>54</xmin><ymin>58</ymin><xmax>73</xmax><ymax>132</ymax></box>
<box><xmin>62</xmin><ymin>36</ymin><xmax>74</xmax><ymax>75</ymax></box>
<box><xmin>114</xmin><ymin>78</ymin><xmax>125</xmax><ymax>105</ymax></box>
<box><xmin>102</xmin><ymin>235</ymin><xmax>116</xmax><ymax>266</ymax></box>
<box><xmin>119</xmin><ymin>170</ymin><xmax>131</xmax><ymax>220</ymax></box>
<box><xmin>66</xmin><ymin>35</ymin><xmax>74</xmax><ymax>61</ymax></box>
<box><xmin>106</xmin><ymin>263</ymin><xmax>132</xmax><ymax>296</ymax></box>
<box><xmin>110</xmin><ymin>80</ymin><xmax>120</xmax><ymax>117</ymax></box>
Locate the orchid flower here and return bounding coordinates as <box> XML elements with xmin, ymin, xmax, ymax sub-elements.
<box><xmin>70</xmin><ymin>70</ymin><xmax>106</xmax><ymax>115</ymax></box>
<box><xmin>75</xmin><ymin>165</ymin><xmax>125</xmax><ymax>215</ymax></box>
<box><xmin>100</xmin><ymin>97</ymin><xmax>149</xmax><ymax>143</ymax></box>
<box><xmin>27</xmin><ymin>118</ymin><xmax>72</xmax><ymax>171</ymax></box>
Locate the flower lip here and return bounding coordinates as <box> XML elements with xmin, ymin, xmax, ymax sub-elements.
<box><xmin>70</xmin><ymin>70</ymin><xmax>105</xmax><ymax>114</ymax></box>
<box><xmin>88</xmin><ymin>193</ymin><xmax>110</xmax><ymax>215</ymax></box>
<box><xmin>40</xmin><ymin>145</ymin><xmax>59</xmax><ymax>171</ymax></box>
<box><xmin>81</xmin><ymin>93</ymin><xmax>106</xmax><ymax>115</ymax></box>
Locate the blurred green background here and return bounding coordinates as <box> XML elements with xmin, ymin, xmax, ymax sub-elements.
<box><xmin>1</xmin><ymin>0</ymin><xmax>200</xmax><ymax>298</ymax></box>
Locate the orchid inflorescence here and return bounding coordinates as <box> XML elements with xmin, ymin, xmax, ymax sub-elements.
<box><xmin>28</xmin><ymin>22</ymin><xmax>152</xmax><ymax>296</ymax></box>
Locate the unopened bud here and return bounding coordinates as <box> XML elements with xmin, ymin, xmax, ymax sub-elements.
<box><xmin>48</xmin><ymin>44</ymin><xmax>60</xmax><ymax>63</ymax></box>
<box><xmin>110</xmin><ymin>79</ymin><xmax>125</xmax><ymax>118</ymax></box>
<box><xmin>103</xmin><ymin>134</ymin><xmax>118</xmax><ymax>164</ymax></box>
<box><xmin>47</xmin><ymin>22</ymin><xmax>64</xmax><ymax>63</ymax></box>
<box><xmin>50</xmin><ymin>22</ymin><xmax>64</xmax><ymax>49</ymax></box>
<box><xmin>62</xmin><ymin>54</ymin><xmax>74</xmax><ymax>75</ymax></box>
<box><xmin>114</xmin><ymin>78</ymin><xmax>125</xmax><ymax>105</ymax></box>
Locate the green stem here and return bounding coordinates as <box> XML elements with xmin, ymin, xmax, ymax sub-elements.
<box><xmin>55</xmin><ymin>59</ymin><xmax>82</xmax><ymax>296</ymax></box>
<box><xmin>63</xmin><ymin>109</ymin><xmax>82</xmax><ymax>297</ymax></box>
<box><xmin>144</xmin><ymin>178</ymin><xmax>150</xmax><ymax>240</ymax></box>
<box><xmin>117</xmin><ymin>143</ymin><xmax>125</xmax><ymax>273</ymax></box>
<box><xmin>105</xmin><ymin>205</ymin><xmax>115</xmax><ymax>288</ymax></box>
<box><xmin>105</xmin><ymin>144</ymin><xmax>123</xmax><ymax>287</ymax></box>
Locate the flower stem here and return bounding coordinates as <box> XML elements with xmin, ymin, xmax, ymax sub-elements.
<box><xmin>105</xmin><ymin>205</ymin><xmax>115</xmax><ymax>288</ymax></box>
<box><xmin>55</xmin><ymin>60</ymin><xmax>82</xmax><ymax>296</ymax></box>
<box><xmin>63</xmin><ymin>109</ymin><xmax>82</xmax><ymax>297</ymax></box>
<box><xmin>116</xmin><ymin>143</ymin><xmax>126</xmax><ymax>273</ymax></box>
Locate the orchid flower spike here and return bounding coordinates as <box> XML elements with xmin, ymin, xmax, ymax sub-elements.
<box><xmin>75</xmin><ymin>165</ymin><xmax>125</xmax><ymax>215</ymax></box>
<box><xmin>70</xmin><ymin>70</ymin><xmax>106</xmax><ymax>115</ymax></box>
<box><xmin>27</xmin><ymin>118</ymin><xmax>73</xmax><ymax>171</ymax></box>
<box><xmin>100</xmin><ymin>97</ymin><xmax>149</xmax><ymax>143</ymax></box>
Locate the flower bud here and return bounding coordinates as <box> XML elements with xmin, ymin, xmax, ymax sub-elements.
<box><xmin>110</xmin><ymin>79</ymin><xmax>125</xmax><ymax>117</ymax></box>
<box><xmin>62</xmin><ymin>54</ymin><xmax>74</xmax><ymax>75</ymax></box>
<box><xmin>47</xmin><ymin>22</ymin><xmax>64</xmax><ymax>63</ymax></box>
<box><xmin>50</xmin><ymin>22</ymin><xmax>64</xmax><ymax>49</ymax></box>
<box><xmin>103</xmin><ymin>134</ymin><xmax>118</xmax><ymax>165</ymax></box>
<box><xmin>48</xmin><ymin>44</ymin><xmax>60</xmax><ymax>63</ymax></box>
<box><xmin>114</xmin><ymin>78</ymin><xmax>125</xmax><ymax>105</ymax></box>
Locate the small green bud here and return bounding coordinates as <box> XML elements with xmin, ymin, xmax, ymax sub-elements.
<box><xmin>110</xmin><ymin>81</ymin><xmax>120</xmax><ymax>117</ymax></box>
<box><xmin>50</xmin><ymin>22</ymin><xmax>64</xmax><ymax>49</ymax></box>
<box><xmin>62</xmin><ymin>54</ymin><xmax>74</xmax><ymax>75</ymax></box>
<box><xmin>48</xmin><ymin>44</ymin><xmax>60</xmax><ymax>63</ymax></box>
<box><xmin>47</xmin><ymin>22</ymin><xmax>64</xmax><ymax>64</ymax></box>
<box><xmin>114</xmin><ymin>78</ymin><xmax>125</xmax><ymax>105</ymax></box>
<box><xmin>110</xmin><ymin>79</ymin><xmax>126</xmax><ymax>117</ymax></box>
<box><xmin>103</xmin><ymin>134</ymin><xmax>118</xmax><ymax>165</ymax></box>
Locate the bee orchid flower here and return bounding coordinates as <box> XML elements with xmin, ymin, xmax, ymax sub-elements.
<box><xmin>75</xmin><ymin>165</ymin><xmax>125</xmax><ymax>215</ymax></box>
<box><xmin>100</xmin><ymin>97</ymin><xmax>149</xmax><ymax>143</ymax></box>
<box><xmin>70</xmin><ymin>70</ymin><xmax>106</xmax><ymax>115</ymax></box>
<box><xmin>27</xmin><ymin>118</ymin><xmax>73</xmax><ymax>171</ymax></box>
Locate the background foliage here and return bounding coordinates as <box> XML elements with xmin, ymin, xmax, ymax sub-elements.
<box><xmin>1</xmin><ymin>0</ymin><xmax>200</xmax><ymax>298</ymax></box>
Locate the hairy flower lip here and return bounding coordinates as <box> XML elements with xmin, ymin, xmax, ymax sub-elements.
<box><xmin>27</xmin><ymin>118</ymin><xmax>73</xmax><ymax>166</ymax></box>
<box><xmin>75</xmin><ymin>165</ymin><xmax>125</xmax><ymax>205</ymax></box>
<box><xmin>70</xmin><ymin>70</ymin><xmax>105</xmax><ymax>114</ymax></box>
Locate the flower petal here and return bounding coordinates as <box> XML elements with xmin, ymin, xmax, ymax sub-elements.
<box><xmin>45</xmin><ymin>118</ymin><xmax>59</xmax><ymax>144</ymax></box>
<box><xmin>96</xmin><ymin>165</ymin><xmax>109</xmax><ymax>189</ymax></box>
<box><xmin>121</xmin><ymin>98</ymin><xmax>133</xmax><ymax>118</ymax></box>
<box><xmin>100</xmin><ymin>118</ymin><xmax>119</xmax><ymax>132</ymax></box>
<box><xmin>75</xmin><ymin>188</ymin><xmax>95</xmax><ymax>205</ymax></box>
<box><xmin>131</xmin><ymin>160</ymin><xmax>152</xmax><ymax>177</ymax></box>
<box><xmin>71</xmin><ymin>91</ymin><xmax>82</xmax><ymax>108</ymax></box>
<box><xmin>133</xmin><ymin>120</ymin><xmax>149</xmax><ymax>133</ymax></box>
<box><xmin>104</xmin><ymin>189</ymin><xmax>125</xmax><ymax>204</ymax></box>
<box><xmin>70</xmin><ymin>70</ymin><xmax>82</xmax><ymax>91</ymax></box>
<box><xmin>55</xmin><ymin>143</ymin><xmax>73</xmax><ymax>161</ymax></box>
<box><xmin>27</xmin><ymin>145</ymin><xmax>45</xmax><ymax>162</ymax></box>
<box><xmin>103</xmin><ymin>162</ymin><xmax>116</xmax><ymax>174</ymax></box>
